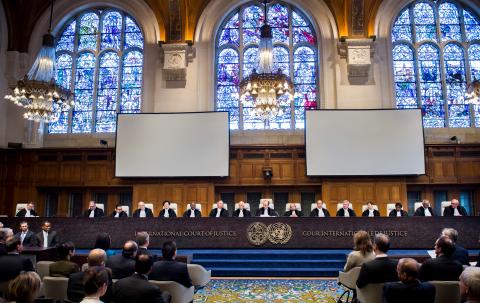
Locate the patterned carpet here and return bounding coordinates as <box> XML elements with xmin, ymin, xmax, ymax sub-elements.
<box><xmin>194</xmin><ymin>279</ymin><xmax>346</xmax><ymax>303</ymax></box>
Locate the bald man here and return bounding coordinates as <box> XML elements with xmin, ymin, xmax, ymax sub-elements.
<box><xmin>132</xmin><ymin>201</ymin><xmax>154</xmax><ymax>218</ymax></box>
<box><xmin>443</xmin><ymin>198</ymin><xmax>468</xmax><ymax>216</ymax></box>
<box><xmin>106</xmin><ymin>241</ymin><xmax>138</xmax><ymax>279</ymax></box>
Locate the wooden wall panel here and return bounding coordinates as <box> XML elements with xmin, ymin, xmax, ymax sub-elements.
<box><xmin>85</xmin><ymin>164</ymin><xmax>111</xmax><ymax>185</ymax></box>
<box><xmin>60</xmin><ymin>165</ymin><xmax>83</xmax><ymax>185</ymax></box>
<box><xmin>457</xmin><ymin>160</ymin><xmax>480</xmax><ymax>183</ymax></box>
<box><xmin>35</xmin><ymin>164</ymin><xmax>59</xmax><ymax>185</ymax></box>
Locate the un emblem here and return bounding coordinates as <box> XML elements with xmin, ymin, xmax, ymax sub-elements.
<box><xmin>267</xmin><ymin>223</ymin><xmax>292</xmax><ymax>245</ymax></box>
<box><xmin>246</xmin><ymin>222</ymin><xmax>268</xmax><ymax>246</ymax></box>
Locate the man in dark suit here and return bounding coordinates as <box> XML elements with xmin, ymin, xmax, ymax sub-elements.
<box><xmin>183</xmin><ymin>202</ymin><xmax>202</xmax><ymax>218</ymax></box>
<box><xmin>0</xmin><ymin>237</ymin><xmax>35</xmax><ymax>283</ymax></box>
<box><xmin>362</xmin><ymin>201</ymin><xmax>380</xmax><ymax>217</ymax></box>
<box><xmin>158</xmin><ymin>201</ymin><xmax>177</xmax><ymax>218</ymax></box>
<box><xmin>284</xmin><ymin>203</ymin><xmax>304</xmax><ymax>217</ymax></box>
<box><xmin>420</xmin><ymin>236</ymin><xmax>464</xmax><ymax>281</ymax></box>
<box><xmin>113</xmin><ymin>254</ymin><xmax>167</xmax><ymax>303</ymax></box>
<box><xmin>209</xmin><ymin>200</ymin><xmax>229</xmax><ymax>217</ymax></box>
<box><xmin>106</xmin><ymin>240</ymin><xmax>138</xmax><ymax>279</ymax></box>
<box><xmin>256</xmin><ymin>200</ymin><xmax>278</xmax><ymax>217</ymax></box>
<box><xmin>15</xmin><ymin>202</ymin><xmax>37</xmax><ymax>217</ymax></box>
<box><xmin>309</xmin><ymin>200</ymin><xmax>331</xmax><ymax>217</ymax></box>
<box><xmin>84</xmin><ymin>200</ymin><xmax>105</xmax><ymax>218</ymax></box>
<box><xmin>357</xmin><ymin>233</ymin><xmax>399</xmax><ymax>288</ymax></box>
<box><xmin>0</xmin><ymin>228</ymin><xmax>12</xmax><ymax>256</ymax></box>
<box><xmin>388</xmin><ymin>202</ymin><xmax>408</xmax><ymax>217</ymax></box>
<box><xmin>441</xmin><ymin>228</ymin><xmax>470</xmax><ymax>266</ymax></box>
<box><xmin>149</xmin><ymin>240</ymin><xmax>192</xmax><ymax>288</ymax></box>
<box><xmin>68</xmin><ymin>248</ymin><xmax>113</xmax><ymax>303</ymax></box>
<box><xmin>383</xmin><ymin>258</ymin><xmax>435</xmax><ymax>303</ymax></box>
<box><xmin>36</xmin><ymin>221</ymin><xmax>60</xmax><ymax>248</ymax></box>
<box><xmin>14</xmin><ymin>221</ymin><xmax>37</xmax><ymax>247</ymax></box>
<box><xmin>135</xmin><ymin>231</ymin><xmax>157</xmax><ymax>261</ymax></box>
<box><xmin>233</xmin><ymin>201</ymin><xmax>251</xmax><ymax>217</ymax></box>
<box><xmin>336</xmin><ymin>200</ymin><xmax>356</xmax><ymax>217</ymax></box>
<box><xmin>110</xmin><ymin>204</ymin><xmax>128</xmax><ymax>217</ymax></box>
<box><xmin>443</xmin><ymin>198</ymin><xmax>468</xmax><ymax>216</ymax></box>
<box><xmin>414</xmin><ymin>200</ymin><xmax>435</xmax><ymax>217</ymax></box>
<box><xmin>132</xmin><ymin>201</ymin><xmax>154</xmax><ymax>218</ymax></box>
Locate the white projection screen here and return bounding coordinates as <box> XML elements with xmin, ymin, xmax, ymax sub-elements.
<box><xmin>116</xmin><ymin>112</ymin><xmax>230</xmax><ymax>177</ymax></box>
<box><xmin>305</xmin><ymin>109</ymin><xmax>425</xmax><ymax>176</ymax></box>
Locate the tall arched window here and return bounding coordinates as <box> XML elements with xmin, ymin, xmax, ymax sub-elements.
<box><xmin>392</xmin><ymin>1</ymin><xmax>480</xmax><ymax>128</ymax></box>
<box><xmin>49</xmin><ymin>9</ymin><xmax>144</xmax><ymax>134</ymax></box>
<box><xmin>215</xmin><ymin>1</ymin><xmax>318</xmax><ymax>130</ymax></box>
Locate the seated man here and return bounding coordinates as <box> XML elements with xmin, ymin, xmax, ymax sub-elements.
<box><xmin>209</xmin><ymin>200</ymin><xmax>229</xmax><ymax>218</ymax></box>
<box><xmin>256</xmin><ymin>200</ymin><xmax>278</xmax><ymax>217</ymax></box>
<box><xmin>106</xmin><ymin>240</ymin><xmax>138</xmax><ymax>279</ymax></box>
<box><xmin>460</xmin><ymin>267</ymin><xmax>480</xmax><ymax>303</ymax></box>
<box><xmin>183</xmin><ymin>202</ymin><xmax>202</xmax><ymax>218</ymax></box>
<box><xmin>110</xmin><ymin>204</ymin><xmax>128</xmax><ymax>218</ymax></box>
<box><xmin>158</xmin><ymin>200</ymin><xmax>177</xmax><ymax>218</ymax></box>
<box><xmin>84</xmin><ymin>200</ymin><xmax>105</xmax><ymax>218</ymax></box>
<box><xmin>388</xmin><ymin>202</ymin><xmax>408</xmax><ymax>217</ymax></box>
<box><xmin>284</xmin><ymin>203</ymin><xmax>303</xmax><ymax>217</ymax></box>
<box><xmin>0</xmin><ymin>228</ymin><xmax>13</xmax><ymax>256</ymax></box>
<box><xmin>441</xmin><ymin>228</ymin><xmax>469</xmax><ymax>266</ymax></box>
<box><xmin>50</xmin><ymin>241</ymin><xmax>80</xmax><ymax>277</ymax></box>
<box><xmin>136</xmin><ymin>231</ymin><xmax>156</xmax><ymax>260</ymax></box>
<box><xmin>35</xmin><ymin>221</ymin><xmax>60</xmax><ymax>248</ymax></box>
<box><xmin>309</xmin><ymin>200</ymin><xmax>330</xmax><ymax>217</ymax></box>
<box><xmin>233</xmin><ymin>201</ymin><xmax>251</xmax><ymax>218</ymax></box>
<box><xmin>14</xmin><ymin>221</ymin><xmax>37</xmax><ymax>247</ymax></box>
<box><xmin>383</xmin><ymin>258</ymin><xmax>435</xmax><ymax>303</ymax></box>
<box><xmin>414</xmin><ymin>199</ymin><xmax>435</xmax><ymax>217</ymax></box>
<box><xmin>149</xmin><ymin>240</ymin><xmax>192</xmax><ymax>288</ymax></box>
<box><xmin>15</xmin><ymin>202</ymin><xmax>37</xmax><ymax>217</ymax></box>
<box><xmin>0</xmin><ymin>237</ymin><xmax>35</xmax><ymax>283</ymax></box>
<box><xmin>336</xmin><ymin>200</ymin><xmax>356</xmax><ymax>217</ymax></box>
<box><xmin>362</xmin><ymin>201</ymin><xmax>380</xmax><ymax>217</ymax></box>
<box><xmin>356</xmin><ymin>233</ymin><xmax>399</xmax><ymax>288</ymax></box>
<box><xmin>419</xmin><ymin>236</ymin><xmax>464</xmax><ymax>281</ymax></box>
<box><xmin>132</xmin><ymin>201</ymin><xmax>154</xmax><ymax>218</ymax></box>
<box><xmin>443</xmin><ymin>198</ymin><xmax>468</xmax><ymax>216</ymax></box>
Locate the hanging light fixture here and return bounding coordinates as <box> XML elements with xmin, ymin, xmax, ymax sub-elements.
<box><xmin>239</xmin><ymin>0</ymin><xmax>294</xmax><ymax>122</ymax></box>
<box><xmin>4</xmin><ymin>0</ymin><xmax>73</xmax><ymax>122</ymax></box>
<box><xmin>465</xmin><ymin>79</ymin><xmax>480</xmax><ymax>105</ymax></box>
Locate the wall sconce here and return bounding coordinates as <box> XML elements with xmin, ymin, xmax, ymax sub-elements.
<box><xmin>263</xmin><ymin>167</ymin><xmax>273</xmax><ymax>179</ymax></box>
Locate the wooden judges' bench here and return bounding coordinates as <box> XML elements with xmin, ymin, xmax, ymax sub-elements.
<box><xmin>3</xmin><ymin>217</ymin><xmax>479</xmax><ymax>249</ymax></box>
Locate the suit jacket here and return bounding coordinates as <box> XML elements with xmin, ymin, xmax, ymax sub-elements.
<box><xmin>113</xmin><ymin>273</ymin><xmax>165</xmax><ymax>303</ymax></box>
<box><xmin>158</xmin><ymin>209</ymin><xmax>177</xmax><ymax>218</ymax></box>
<box><xmin>110</xmin><ymin>211</ymin><xmax>128</xmax><ymax>218</ymax></box>
<box><xmin>209</xmin><ymin>208</ymin><xmax>229</xmax><ymax>218</ymax></box>
<box><xmin>419</xmin><ymin>255</ymin><xmax>464</xmax><ymax>281</ymax></box>
<box><xmin>443</xmin><ymin>205</ymin><xmax>468</xmax><ymax>216</ymax></box>
<box><xmin>383</xmin><ymin>280</ymin><xmax>435</xmax><ymax>303</ymax></box>
<box><xmin>49</xmin><ymin>260</ymin><xmax>80</xmax><ymax>277</ymax></box>
<box><xmin>361</xmin><ymin>209</ymin><xmax>380</xmax><ymax>217</ymax></box>
<box><xmin>255</xmin><ymin>207</ymin><xmax>278</xmax><ymax>217</ymax></box>
<box><xmin>36</xmin><ymin>230</ymin><xmax>60</xmax><ymax>248</ymax></box>
<box><xmin>132</xmin><ymin>208</ymin><xmax>154</xmax><ymax>218</ymax></box>
<box><xmin>356</xmin><ymin>256</ymin><xmax>399</xmax><ymax>288</ymax></box>
<box><xmin>0</xmin><ymin>243</ymin><xmax>6</xmax><ymax>256</ymax></box>
<box><xmin>105</xmin><ymin>254</ymin><xmax>136</xmax><ymax>279</ymax></box>
<box><xmin>68</xmin><ymin>268</ymin><xmax>113</xmax><ymax>303</ymax></box>
<box><xmin>15</xmin><ymin>208</ymin><xmax>37</xmax><ymax>217</ymax></box>
<box><xmin>137</xmin><ymin>247</ymin><xmax>158</xmax><ymax>262</ymax></box>
<box><xmin>14</xmin><ymin>230</ymin><xmax>37</xmax><ymax>247</ymax></box>
<box><xmin>183</xmin><ymin>209</ymin><xmax>201</xmax><ymax>218</ymax></box>
<box><xmin>336</xmin><ymin>208</ymin><xmax>356</xmax><ymax>217</ymax></box>
<box><xmin>414</xmin><ymin>207</ymin><xmax>435</xmax><ymax>216</ymax></box>
<box><xmin>284</xmin><ymin>210</ymin><xmax>304</xmax><ymax>217</ymax></box>
<box><xmin>451</xmin><ymin>245</ymin><xmax>470</xmax><ymax>266</ymax></box>
<box><xmin>149</xmin><ymin>259</ymin><xmax>193</xmax><ymax>288</ymax></box>
<box><xmin>84</xmin><ymin>208</ymin><xmax>104</xmax><ymax>218</ymax></box>
<box><xmin>388</xmin><ymin>210</ymin><xmax>408</xmax><ymax>217</ymax></box>
<box><xmin>309</xmin><ymin>208</ymin><xmax>331</xmax><ymax>217</ymax></box>
<box><xmin>233</xmin><ymin>209</ymin><xmax>251</xmax><ymax>217</ymax></box>
<box><xmin>0</xmin><ymin>253</ymin><xmax>35</xmax><ymax>282</ymax></box>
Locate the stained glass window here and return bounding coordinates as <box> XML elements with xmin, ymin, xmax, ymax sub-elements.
<box><xmin>392</xmin><ymin>1</ymin><xmax>480</xmax><ymax>128</ymax></box>
<box><xmin>49</xmin><ymin>9</ymin><xmax>144</xmax><ymax>134</ymax></box>
<box><xmin>215</xmin><ymin>1</ymin><xmax>318</xmax><ymax>130</ymax></box>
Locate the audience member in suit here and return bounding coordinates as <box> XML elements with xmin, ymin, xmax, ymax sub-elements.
<box><xmin>79</xmin><ymin>267</ymin><xmax>110</xmax><ymax>303</ymax></box>
<box><xmin>35</xmin><ymin>221</ymin><xmax>60</xmax><ymax>248</ymax></box>
<box><xmin>149</xmin><ymin>240</ymin><xmax>193</xmax><ymax>288</ymax></box>
<box><xmin>113</xmin><ymin>254</ymin><xmax>167</xmax><ymax>303</ymax></box>
<box><xmin>135</xmin><ymin>231</ymin><xmax>157</xmax><ymax>261</ymax></box>
<box><xmin>0</xmin><ymin>228</ymin><xmax>12</xmax><ymax>256</ymax></box>
<box><xmin>309</xmin><ymin>200</ymin><xmax>331</xmax><ymax>217</ymax></box>
<box><xmin>15</xmin><ymin>202</ymin><xmax>37</xmax><ymax>217</ymax></box>
<box><xmin>361</xmin><ymin>202</ymin><xmax>380</xmax><ymax>217</ymax></box>
<box><xmin>284</xmin><ymin>203</ymin><xmax>304</xmax><ymax>217</ymax></box>
<box><xmin>14</xmin><ymin>221</ymin><xmax>37</xmax><ymax>247</ymax></box>
<box><xmin>256</xmin><ymin>200</ymin><xmax>278</xmax><ymax>217</ymax></box>
<box><xmin>388</xmin><ymin>202</ymin><xmax>408</xmax><ymax>217</ymax></box>
<box><xmin>209</xmin><ymin>200</ymin><xmax>229</xmax><ymax>217</ymax></box>
<box><xmin>0</xmin><ymin>237</ymin><xmax>35</xmax><ymax>283</ymax></box>
<box><xmin>68</xmin><ymin>248</ymin><xmax>113</xmax><ymax>303</ymax></box>
<box><xmin>419</xmin><ymin>235</ymin><xmax>464</xmax><ymax>281</ymax></box>
<box><xmin>106</xmin><ymin>241</ymin><xmax>138</xmax><ymax>279</ymax></box>
<box><xmin>50</xmin><ymin>241</ymin><xmax>80</xmax><ymax>277</ymax></box>
<box><xmin>414</xmin><ymin>200</ymin><xmax>435</xmax><ymax>217</ymax></box>
<box><xmin>84</xmin><ymin>201</ymin><xmax>105</xmax><ymax>218</ymax></box>
<box><xmin>356</xmin><ymin>233</ymin><xmax>399</xmax><ymax>288</ymax></box>
<box><xmin>158</xmin><ymin>201</ymin><xmax>177</xmax><ymax>218</ymax></box>
<box><xmin>443</xmin><ymin>198</ymin><xmax>469</xmax><ymax>216</ymax></box>
<box><xmin>336</xmin><ymin>200</ymin><xmax>356</xmax><ymax>217</ymax></box>
<box><xmin>383</xmin><ymin>258</ymin><xmax>435</xmax><ymax>303</ymax></box>
<box><xmin>183</xmin><ymin>202</ymin><xmax>202</xmax><ymax>218</ymax></box>
<box><xmin>5</xmin><ymin>271</ymin><xmax>41</xmax><ymax>303</ymax></box>
<box><xmin>344</xmin><ymin>230</ymin><xmax>375</xmax><ymax>272</ymax></box>
<box><xmin>460</xmin><ymin>267</ymin><xmax>480</xmax><ymax>303</ymax></box>
<box><xmin>94</xmin><ymin>233</ymin><xmax>116</xmax><ymax>257</ymax></box>
<box><xmin>233</xmin><ymin>201</ymin><xmax>251</xmax><ymax>218</ymax></box>
<box><xmin>442</xmin><ymin>228</ymin><xmax>470</xmax><ymax>266</ymax></box>
<box><xmin>132</xmin><ymin>201</ymin><xmax>154</xmax><ymax>218</ymax></box>
<box><xmin>110</xmin><ymin>205</ymin><xmax>128</xmax><ymax>218</ymax></box>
